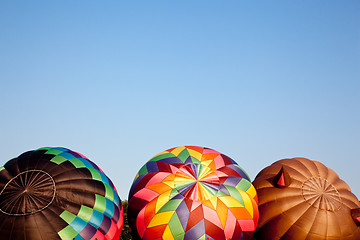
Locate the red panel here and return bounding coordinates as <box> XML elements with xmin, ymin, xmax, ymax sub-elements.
<box><xmin>204</xmin><ymin>219</ymin><xmax>225</xmax><ymax>239</ymax></box>
<box><xmin>144</xmin><ymin>199</ymin><xmax>157</xmax><ymax>227</ymax></box>
<box><xmin>186</xmin><ymin>146</ymin><xmax>204</xmax><ymax>153</ymax></box>
<box><xmin>136</xmin><ymin>207</ymin><xmax>147</xmax><ymax>238</ymax></box>
<box><xmin>186</xmin><ymin>205</ymin><xmax>204</xmax><ymax>231</ymax></box>
<box><xmin>143</xmin><ymin>225</ymin><xmax>167</xmax><ymax>240</ymax></box>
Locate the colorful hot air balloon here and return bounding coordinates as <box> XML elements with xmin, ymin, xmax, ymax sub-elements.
<box><xmin>128</xmin><ymin>146</ymin><xmax>258</xmax><ymax>240</ymax></box>
<box><xmin>253</xmin><ymin>157</ymin><xmax>360</xmax><ymax>240</ymax></box>
<box><xmin>0</xmin><ymin>147</ymin><xmax>123</xmax><ymax>240</ymax></box>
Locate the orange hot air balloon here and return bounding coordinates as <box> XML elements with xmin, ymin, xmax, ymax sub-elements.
<box><xmin>253</xmin><ymin>157</ymin><xmax>360</xmax><ymax>240</ymax></box>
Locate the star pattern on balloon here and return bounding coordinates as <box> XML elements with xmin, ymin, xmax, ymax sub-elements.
<box><xmin>128</xmin><ymin>146</ymin><xmax>259</xmax><ymax>240</ymax></box>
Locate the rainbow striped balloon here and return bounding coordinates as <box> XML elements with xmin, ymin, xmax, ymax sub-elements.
<box><xmin>128</xmin><ymin>146</ymin><xmax>258</xmax><ymax>240</ymax></box>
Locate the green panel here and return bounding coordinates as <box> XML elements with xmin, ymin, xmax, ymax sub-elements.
<box><xmin>104</xmin><ymin>183</ymin><xmax>114</xmax><ymax>201</ymax></box>
<box><xmin>190</xmin><ymin>156</ymin><xmax>201</xmax><ymax>163</ymax></box>
<box><xmin>197</xmin><ymin>164</ymin><xmax>204</xmax><ymax>177</ymax></box>
<box><xmin>88</xmin><ymin>168</ymin><xmax>102</xmax><ymax>181</ymax></box>
<box><xmin>60</xmin><ymin>211</ymin><xmax>76</xmax><ymax>224</ymax></box>
<box><xmin>149</xmin><ymin>152</ymin><xmax>175</xmax><ymax>162</ymax></box>
<box><xmin>69</xmin><ymin>158</ymin><xmax>86</xmax><ymax>168</ymax></box>
<box><xmin>58</xmin><ymin>225</ymin><xmax>78</xmax><ymax>240</ymax></box>
<box><xmin>45</xmin><ymin>149</ymin><xmax>63</xmax><ymax>155</ymax></box>
<box><xmin>158</xmin><ymin>199</ymin><xmax>183</xmax><ymax>213</ymax></box>
<box><xmin>225</xmin><ymin>186</ymin><xmax>244</xmax><ymax>206</ymax></box>
<box><xmin>36</xmin><ymin>147</ymin><xmax>51</xmax><ymax>151</ymax></box>
<box><xmin>175</xmin><ymin>182</ymin><xmax>193</xmax><ymax>189</ymax></box>
<box><xmin>170</xmin><ymin>189</ymin><xmax>180</xmax><ymax>199</ymax></box>
<box><xmin>94</xmin><ymin>194</ymin><xmax>107</xmax><ymax>213</ymax></box>
<box><xmin>77</xmin><ymin>205</ymin><xmax>93</xmax><ymax>222</ymax></box>
<box><xmin>216</xmin><ymin>190</ymin><xmax>229</xmax><ymax>197</ymax></box>
<box><xmin>50</xmin><ymin>155</ymin><xmax>68</xmax><ymax>165</ymax></box>
<box><xmin>236</xmin><ymin>178</ymin><xmax>251</xmax><ymax>192</ymax></box>
<box><xmin>138</xmin><ymin>165</ymin><xmax>149</xmax><ymax>176</ymax></box>
<box><xmin>168</xmin><ymin>213</ymin><xmax>185</xmax><ymax>239</ymax></box>
<box><xmin>177</xmin><ymin>149</ymin><xmax>190</xmax><ymax>163</ymax></box>
<box><xmin>0</xmin><ymin>167</ymin><xmax>4</xmax><ymax>171</ymax></box>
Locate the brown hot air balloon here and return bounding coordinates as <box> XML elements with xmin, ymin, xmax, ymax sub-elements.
<box><xmin>253</xmin><ymin>157</ymin><xmax>360</xmax><ymax>240</ymax></box>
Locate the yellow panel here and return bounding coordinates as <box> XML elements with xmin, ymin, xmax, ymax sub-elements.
<box><xmin>219</xmin><ymin>196</ymin><xmax>243</xmax><ymax>208</ymax></box>
<box><xmin>148</xmin><ymin>211</ymin><xmax>174</xmax><ymax>228</ymax></box>
<box><xmin>198</xmin><ymin>167</ymin><xmax>213</xmax><ymax>180</ymax></box>
<box><xmin>163</xmin><ymin>180</ymin><xmax>175</xmax><ymax>188</ymax></box>
<box><xmin>155</xmin><ymin>190</ymin><xmax>172</xmax><ymax>213</ymax></box>
<box><xmin>202</xmin><ymin>199</ymin><xmax>216</xmax><ymax>210</ymax></box>
<box><xmin>198</xmin><ymin>184</ymin><xmax>213</xmax><ymax>201</ymax></box>
<box><xmin>162</xmin><ymin>225</ymin><xmax>175</xmax><ymax>240</ymax></box>
<box><xmin>200</xmin><ymin>160</ymin><xmax>212</xmax><ymax>167</ymax></box>
<box><xmin>209</xmin><ymin>196</ymin><xmax>218</xmax><ymax>209</ymax></box>
<box><xmin>246</xmin><ymin>184</ymin><xmax>257</xmax><ymax>199</ymax></box>
<box><xmin>216</xmin><ymin>200</ymin><xmax>228</xmax><ymax>228</ymax></box>
<box><xmin>164</xmin><ymin>174</ymin><xmax>175</xmax><ymax>181</ymax></box>
<box><xmin>171</xmin><ymin>146</ymin><xmax>186</xmax><ymax>156</ymax></box>
<box><xmin>187</xmin><ymin>149</ymin><xmax>202</xmax><ymax>161</ymax></box>
<box><xmin>239</xmin><ymin>191</ymin><xmax>253</xmax><ymax>217</ymax></box>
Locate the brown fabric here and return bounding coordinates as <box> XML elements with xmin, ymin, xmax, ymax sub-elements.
<box><xmin>253</xmin><ymin>157</ymin><xmax>360</xmax><ymax>240</ymax></box>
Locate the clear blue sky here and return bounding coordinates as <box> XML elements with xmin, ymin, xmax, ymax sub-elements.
<box><xmin>1</xmin><ymin>1</ymin><xmax>359</xmax><ymax>200</ymax></box>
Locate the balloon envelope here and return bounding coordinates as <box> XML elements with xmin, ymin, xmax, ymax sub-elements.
<box><xmin>128</xmin><ymin>146</ymin><xmax>258</xmax><ymax>240</ymax></box>
<box><xmin>253</xmin><ymin>157</ymin><xmax>360</xmax><ymax>240</ymax></box>
<box><xmin>0</xmin><ymin>147</ymin><xmax>123</xmax><ymax>240</ymax></box>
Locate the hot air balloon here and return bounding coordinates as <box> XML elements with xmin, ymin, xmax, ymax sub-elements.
<box><xmin>253</xmin><ymin>157</ymin><xmax>360</xmax><ymax>240</ymax></box>
<box><xmin>0</xmin><ymin>147</ymin><xmax>123</xmax><ymax>240</ymax></box>
<box><xmin>128</xmin><ymin>146</ymin><xmax>258</xmax><ymax>240</ymax></box>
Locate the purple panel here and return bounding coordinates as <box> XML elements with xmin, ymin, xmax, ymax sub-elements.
<box><xmin>202</xmin><ymin>182</ymin><xmax>220</xmax><ymax>192</ymax></box>
<box><xmin>145</xmin><ymin>161</ymin><xmax>159</xmax><ymax>173</ymax></box>
<box><xmin>79</xmin><ymin>224</ymin><xmax>97</xmax><ymax>239</ymax></box>
<box><xmin>98</xmin><ymin>215</ymin><xmax>111</xmax><ymax>235</ymax></box>
<box><xmin>69</xmin><ymin>151</ymin><xmax>82</xmax><ymax>158</ymax></box>
<box><xmin>159</xmin><ymin>157</ymin><xmax>183</xmax><ymax>164</ymax></box>
<box><xmin>219</xmin><ymin>185</ymin><xmax>230</xmax><ymax>195</ymax></box>
<box><xmin>113</xmin><ymin>203</ymin><xmax>120</xmax><ymax>222</ymax></box>
<box><xmin>176</xmin><ymin>200</ymin><xmax>190</xmax><ymax>230</ymax></box>
<box><xmin>177</xmin><ymin>183</ymin><xmax>195</xmax><ymax>196</ymax></box>
<box><xmin>184</xmin><ymin>156</ymin><xmax>193</xmax><ymax>165</ymax></box>
<box><xmin>190</xmin><ymin>163</ymin><xmax>199</xmax><ymax>176</ymax></box>
<box><xmin>223</xmin><ymin>176</ymin><xmax>241</xmax><ymax>187</ymax></box>
<box><xmin>184</xmin><ymin>219</ymin><xmax>205</xmax><ymax>240</ymax></box>
<box><xmin>171</xmin><ymin>193</ymin><xmax>185</xmax><ymax>200</ymax></box>
<box><xmin>227</xmin><ymin>165</ymin><xmax>250</xmax><ymax>181</ymax></box>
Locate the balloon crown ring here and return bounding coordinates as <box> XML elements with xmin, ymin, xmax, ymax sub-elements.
<box><xmin>0</xmin><ymin>170</ymin><xmax>56</xmax><ymax>216</ymax></box>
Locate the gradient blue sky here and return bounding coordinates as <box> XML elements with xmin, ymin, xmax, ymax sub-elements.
<box><xmin>1</xmin><ymin>1</ymin><xmax>359</xmax><ymax>200</ymax></box>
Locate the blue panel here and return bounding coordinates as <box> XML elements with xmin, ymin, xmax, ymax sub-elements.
<box><xmin>88</xmin><ymin>209</ymin><xmax>104</xmax><ymax>229</ymax></box>
<box><xmin>74</xmin><ymin>235</ymin><xmax>84</xmax><ymax>240</ymax></box>
<box><xmin>70</xmin><ymin>216</ymin><xmax>88</xmax><ymax>233</ymax></box>
<box><xmin>99</xmin><ymin>171</ymin><xmax>110</xmax><ymax>185</ymax></box>
<box><xmin>59</xmin><ymin>152</ymin><xmax>76</xmax><ymax>160</ymax></box>
<box><xmin>79</xmin><ymin>158</ymin><xmax>94</xmax><ymax>169</ymax></box>
<box><xmin>104</xmin><ymin>198</ymin><xmax>115</xmax><ymax>219</ymax></box>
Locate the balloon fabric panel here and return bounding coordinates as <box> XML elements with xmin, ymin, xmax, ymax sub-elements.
<box><xmin>128</xmin><ymin>146</ymin><xmax>258</xmax><ymax>240</ymax></box>
<box><xmin>253</xmin><ymin>157</ymin><xmax>360</xmax><ymax>240</ymax></box>
<box><xmin>0</xmin><ymin>147</ymin><xmax>123</xmax><ymax>240</ymax></box>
